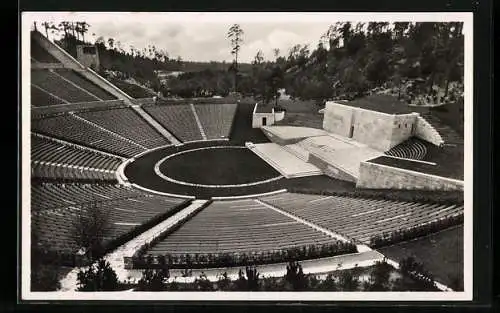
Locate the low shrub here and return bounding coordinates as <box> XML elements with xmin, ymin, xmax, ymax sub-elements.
<box><xmin>369</xmin><ymin>214</ymin><xmax>463</xmax><ymax>248</ymax></box>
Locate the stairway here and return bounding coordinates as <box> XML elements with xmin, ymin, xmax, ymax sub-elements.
<box><xmin>247</xmin><ymin>143</ymin><xmax>322</xmax><ymax>178</ymax></box>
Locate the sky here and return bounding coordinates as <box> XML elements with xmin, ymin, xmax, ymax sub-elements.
<box><xmin>25</xmin><ymin>12</ymin><xmax>470</xmax><ymax>63</ymax></box>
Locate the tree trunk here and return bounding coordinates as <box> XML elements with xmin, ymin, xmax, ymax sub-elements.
<box><xmin>444</xmin><ymin>78</ymin><xmax>450</xmax><ymax>98</ymax></box>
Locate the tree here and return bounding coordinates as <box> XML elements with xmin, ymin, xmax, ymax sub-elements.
<box><xmin>227</xmin><ymin>24</ymin><xmax>244</xmax><ymax>92</ymax></box>
<box><xmin>337</xmin><ymin>267</ymin><xmax>361</xmax><ymax>291</ymax></box>
<box><xmin>235</xmin><ymin>266</ymin><xmax>260</xmax><ymax>291</ymax></box>
<box><xmin>364</xmin><ymin>260</ymin><xmax>393</xmax><ymax>291</ymax></box>
<box><xmin>216</xmin><ymin>272</ymin><xmax>232</xmax><ymax>291</ymax></box>
<box><xmin>107</xmin><ymin>38</ymin><xmax>115</xmax><ymax>50</ymax></box>
<box><xmin>319</xmin><ymin>273</ymin><xmax>338</xmax><ymax>291</ymax></box>
<box><xmin>194</xmin><ymin>272</ymin><xmax>214</xmax><ymax>291</ymax></box>
<box><xmin>136</xmin><ymin>268</ymin><xmax>170</xmax><ymax>291</ymax></box>
<box><xmin>284</xmin><ymin>261</ymin><xmax>308</xmax><ymax>291</ymax></box>
<box><xmin>41</xmin><ymin>21</ymin><xmax>56</xmax><ymax>40</ymax></box>
<box><xmin>76</xmin><ymin>258</ymin><xmax>120</xmax><ymax>291</ymax></box>
<box><xmin>71</xmin><ymin>202</ymin><xmax>111</xmax><ymax>261</ymax></box>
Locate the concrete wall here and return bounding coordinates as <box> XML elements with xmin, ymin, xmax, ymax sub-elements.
<box><xmin>76</xmin><ymin>45</ymin><xmax>101</xmax><ymax>71</ymax></box>
<box><xmin>390</xmin><ymin>113</ymin><xmax>419</xmax><ymax>148</ymax></box>
<box><xmin>308</xmin><ymin>154</ymin><xmax>357</xmax><ymax>183</ymax></box>
<box><xmin>323</xmin><ymin>102</ymin><xmax>354</xmax><ymax>136</ymax></box>
<box><xmin>356</xmin><ymin>161</ymin><xmax>464</xmax><ymax>191</ymax></box>
<box><xmin>32</xmin><ymin>31</ymin><xmax>83</xmax><ymax>71</ymax></box>
<box><xmin>350</xmin><ymin>108</ymin><xmax>395</xmax><ymax>151</ymax></box>
<box><xmin>253</xmin><ymin>112</ymin><xmax>275</xmax><ymax>128</ymax></box>
<box><xmin>414</xmin><ymin>116</ymin><xmax>444</xmax><ymax>146</ymax></box>
<box><xmin>32</xmin><ymin>31</ymin><xmax>134</xmax><ymax>104</ymax></box>
<box><xmin>323</xmin><ymin>102</ymin><xmax>423</xmax><ymax>151</ymax></box>
<box><xmin>274</xmin><ymin>110</ymin><xmax>285</xmax><ymax>122</ymax></box>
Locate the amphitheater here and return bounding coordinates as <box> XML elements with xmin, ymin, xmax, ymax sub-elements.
<box><xmin>27</xmin><ymin>30</ymin><xmax>465</xmax><ymax>291</ymax></box>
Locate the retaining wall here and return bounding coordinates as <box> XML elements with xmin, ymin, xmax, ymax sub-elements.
<box><xmin>356</xmin><ymin>161</ymin><xmax>464</xmax><ymax>191</ymax></box>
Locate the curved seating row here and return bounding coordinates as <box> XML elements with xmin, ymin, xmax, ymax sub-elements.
<box><xmin>259</xmin><ymin>193</ymin><xmax>463</xmax><ymax>244</ymax></box>
<box><xmin>145</xmin><ymin>199</ymin><xmax>340</xmax><ymax>256</ymax></box>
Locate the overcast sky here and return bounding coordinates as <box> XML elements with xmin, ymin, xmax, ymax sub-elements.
<box><xmin>88</xmin><ymin>22</ymin><xmax>330</xmax><ymax>63</ymax></box>
<box><xmin>25</xmin><ymin>12</ymin><xmax>470</xmax><ymax>63</ymax></box>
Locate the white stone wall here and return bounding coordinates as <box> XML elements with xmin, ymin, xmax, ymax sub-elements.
<box><xmin>253</xmin><ymin>112</ymin><xmax>276</xmax><ymax>128</ymax></box>
<box><xmin>356</xmin><ymin>161</ymin><xmax>464</xmax><ymax>191</ymax></box>
<box><xmin>390</xmin><ymin>113</ymin><xmax>419</xmax><ymax>149</ymax></box>
<box><xmin>351</xmin><ymin>108</ymin><xmax>395</xmax><ymax>151</ymax></box>
<box><xmin>76</xmin><ymin>45</ymin><xmax>101</xmax><ymax>71</ymax></box>
<box><xmin>323</xmin><ymin>102</ymin><xmax>354</xmax><ymax>136</ymax></box>
<box><xmin>414</xmin><ymin>116</ymin><xmax>444</xmax><ymax>146</ymax></box>
<box><xmin>323</xmin><ymin>102</ymin><xmax>422</xmax><ymax>151</ymax></box>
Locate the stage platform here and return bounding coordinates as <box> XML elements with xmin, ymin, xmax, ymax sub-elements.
<box><xmin>259</xmin><ymin>126</ymin><xmax>383</xmax><ymax>182</ymax></box>
<box><xmin>261</xmin><ymin>126</ymin><xmax>328</xmax><ymax>145</ymax></box>
<box><xmin>246</xmin><ymin>142</ymin><xmax>322</xmax><ymax>179</ymax></box>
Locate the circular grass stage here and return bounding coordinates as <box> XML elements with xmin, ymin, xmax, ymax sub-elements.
<box><xmin>124</xmin><ymin>141</ymin><xmax>287</xmax><ymax>198</ymax></box>
<box><xmin>156</xmin><ymin>146</ymin><xmax>282</xmax><ymax>187</ymax></box>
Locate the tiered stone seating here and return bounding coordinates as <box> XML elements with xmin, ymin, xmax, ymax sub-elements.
<box><xmin>31</xmin><ymin>85</ymin><xmax>66</xmax><ymax>107</ymax></box>
<box><xmin>32</xmin><ymin>113</ymin><xmax>146</xmax><ymax>157</ymax></box>
<box><xmin>194</xmin><ymin>103</ymin><xmax>237</xmax><ymax>139</ymax></box>
<box><xmin>53</xmin><ymin>69</ymin><xmax>117</xmax><ymax>101</ymax></box>
<box><xmin>76</xmin><ymin>108</ymin><xmax>171</xmax><ymax>148</ymax></box>
<box><xmin>146</xmin><ymin>199</ymin><xmax>340</xmax><ymax>255</ymax></box>
<box><xmin>385</xmin><ymin>137</ymin><xmax>428</xmax><ymax>160</ymax></box>
<box><xmin>260</xmin><ymin>193</ymin><xmax>464</xmax><ymax>244</ymax></box>
<box><xmin>31</xmin><ymin>70</ymin><xmax>100</xmax><ymax>103</ymax></box>
<box><xmin>32</xmin><ymin>161</ymin><xmax>117</xmax><ymax>181</ymax></box>
<box><xmin>31</xmin><ymin>37</ymin><xmax>60</xmax><ymax>63</ymax></box>
<box><xmin>31</xmin><ymin>135</ymin><xmax>122</xmax><ymax>171</ymax></box>
<box><xmin>31</xmin><ymin>183</ymin><xmax>144</xmax><ymax>211</ymax></box>
<box><xmin>420</xmin><ymin>113</ymin><xmax>463</xmax><ymax>145</ymax></box>
<box><xmin>31</xmin><ymin>135</ymin><xmax>122</xmax><ymax>181</ymax></box>
<box><xmin>31</xmin><ymin>182</ymin><xmax>187</xmax><ymax>254</ymax></box>
<box><xmin>143</xmin><ymin>104</ymin><xmax>203</xmax><ymax>142</ymax></box>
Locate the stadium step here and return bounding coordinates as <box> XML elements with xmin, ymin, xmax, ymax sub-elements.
<box><xmin>32</xmin><ymin>132</ymin><xmax>127</xmax><ymax>160</ymax></box>
<box><xmin>49</xmin><ymin>69</ymin><xmax>103</xmax><ymax>101</ymax></box>
<box><xmin>130</xmin><ymin>105</ymin><xmax>181</xmax><ymax>145</ymax></box>
<box><xmin>70</xmin><ymin>112</ymin><xmax>148</xmax><ymax>151</ymax></box>
<box><xmin>189</xmin><ymin>103</ymin><xmax>207</xmax><ymax>140</ymax></box>
<box><xmin>247</xmin><ymin>142</ymin><xmax>322</xmax><ymax>178</ymax></box>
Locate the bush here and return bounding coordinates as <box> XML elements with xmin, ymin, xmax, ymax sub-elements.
<box><xmin>234</xmin><ymin>266</ymin><xmax>260</xmax><ymax>291</ymax></box>
<box><xmin>76</xmin><ymin>258</ymin><xmax>120</xmax><ymax>291</ymax></box>
<box><xmin>284</xmin><ymin>261</ymin><xmax>308</xmax><ymax>291</ymax></box>
<box><xmin>369</xmin><ymin>214</ymin><xmax>463</xmax><ymax>248</ymax></box>
<box><xmin>132</xmin><ymin>241</ymin><xmax>357</xmax><ymax>269</ymax></box>
<box><xmin>136</xmin><ymin>268</ymin><xmax>169</xmax><ymax>291</ymax></box>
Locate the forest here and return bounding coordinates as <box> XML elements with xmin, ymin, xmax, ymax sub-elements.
<box><xmin>37</xmin><ymin>21</ymin><xmax>464</xmax><ymax>105</ymax></box>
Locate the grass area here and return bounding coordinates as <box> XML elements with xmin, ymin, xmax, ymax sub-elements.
<box><xmin>429</xmin><ymin>100</ymin><xmax>464</xmax><ymax>136</ymax></box>
<box><xmin>378</xmin><ymin>225</ymin><xmax>464</xmax><ymax>289</ymax></box>
<box><xmin>423</xmin><ymin>143</ymin><xmax>464</xmax><ymax>180</ymax></box>
<box><xmin>369</xmin><ymin>153</ymin><xmax>464</xmax><ymax>180</ymax></box>
<box><xmin>159</xmin><ymin>147</ymin><xmax>280</xmax><ymax>185</ymax></box>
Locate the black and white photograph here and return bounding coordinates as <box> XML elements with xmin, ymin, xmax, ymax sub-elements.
<box><xmin>21</xmin><ymin>12</ymin><xmax>472</xmax><ymax>301</ymax></box>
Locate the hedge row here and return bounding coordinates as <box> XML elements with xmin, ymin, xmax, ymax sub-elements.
<box><xmin>369</xmin><ymin>213</ymin><xmax>463</xmax><ymax>248</ymax></box>
<box><xmin>287</xmin><ymin>187</ymin><xmax>464</xmax><ymax>206</ymax></box>
<box><xmin>132</xmin><ymin>241</ymin><xmax>358</xmax><ymax>269</ymax></box>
